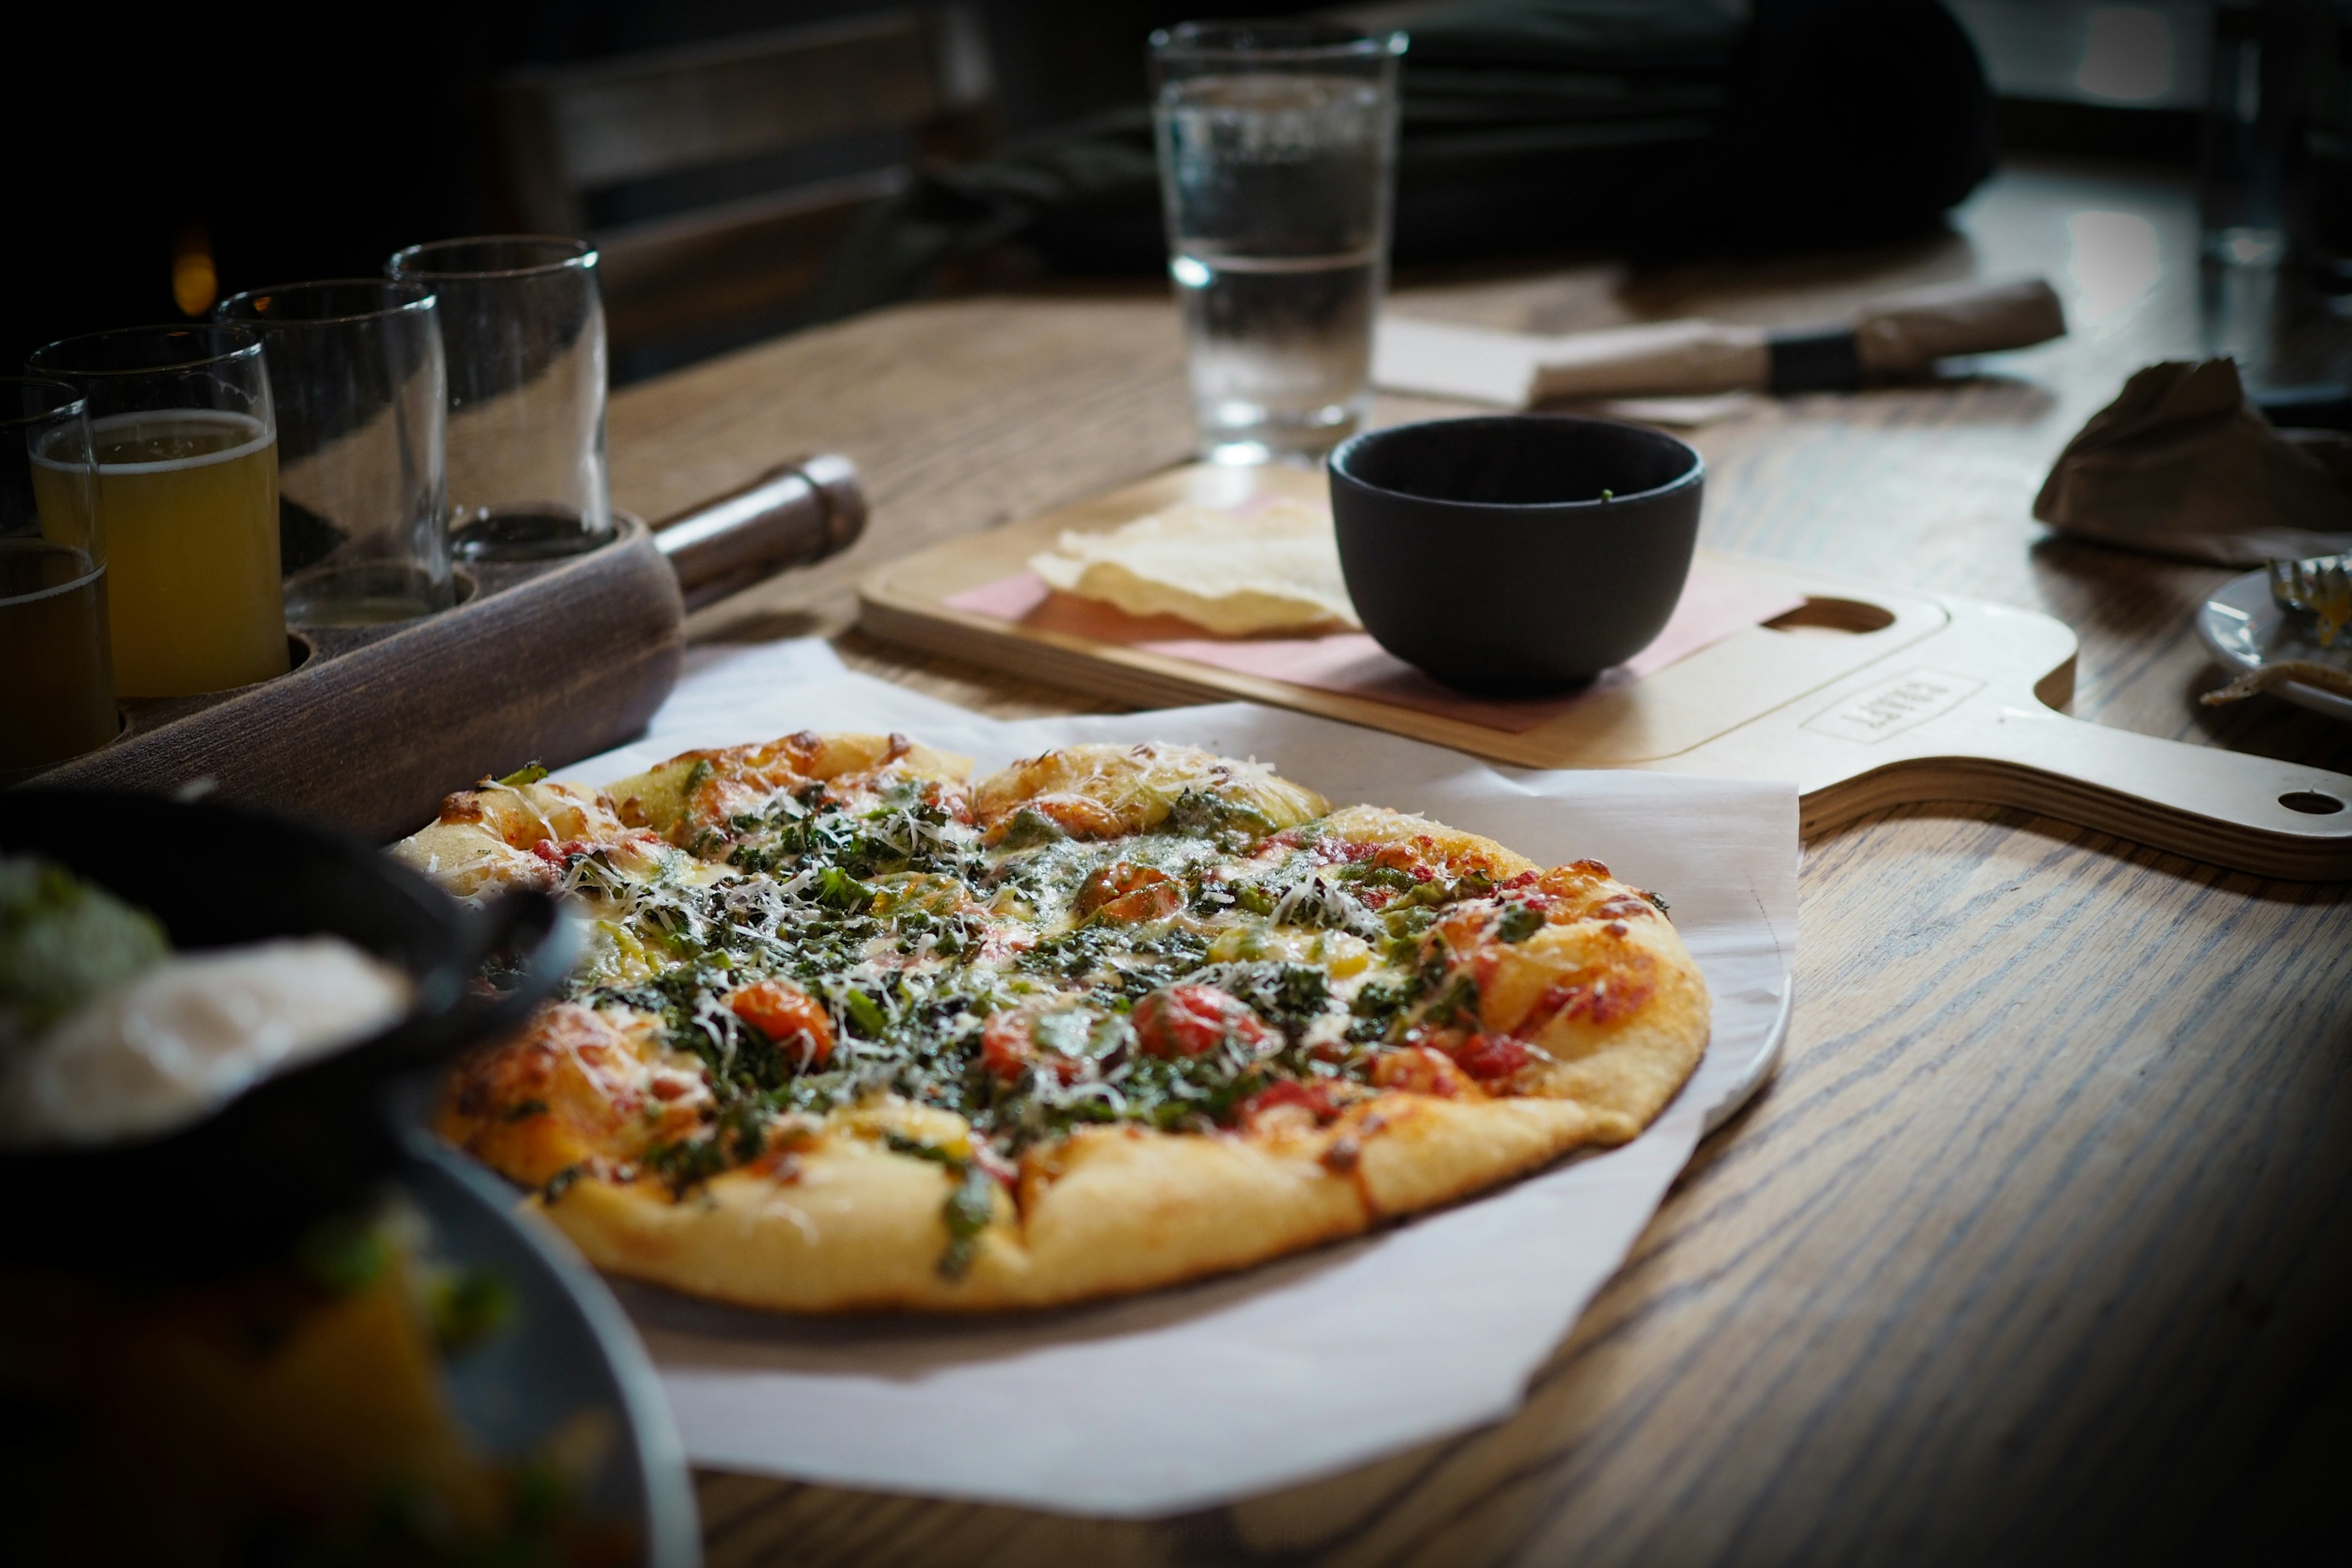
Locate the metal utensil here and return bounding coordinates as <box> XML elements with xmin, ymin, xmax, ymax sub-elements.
<box><xmin>2267</xmin><ymin>552</ymin><xmax>2351</xmax><ymax>647</ymax></box>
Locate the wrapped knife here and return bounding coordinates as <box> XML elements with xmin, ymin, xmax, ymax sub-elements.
<box><xmin>1374</xmin><ymin>277</ymin><xmax>2068</xmax><ymax>407</ymax></box>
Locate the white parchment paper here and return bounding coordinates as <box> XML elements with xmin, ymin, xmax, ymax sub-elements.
<box><xmin>554</xmin><ymin>639</ymin><xmax>1798</xmax><ymax>1517</ymax></box>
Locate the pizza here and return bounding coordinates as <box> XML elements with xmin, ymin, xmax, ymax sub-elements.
<box><xmin>392</xmin><ymin>733</ymin><xmax>1710</xmax><ymax>1312</ymax></box>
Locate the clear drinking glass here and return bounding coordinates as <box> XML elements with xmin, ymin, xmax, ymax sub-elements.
<box><xmin>386</xmin><ymin>236</ymin><xmax>611</xmax><ymax>560</ymax></box>
<box><xmin>217</xmin><ymin>280</ymin><xmax>453</xmax><ymax>624</ymax></box>
<box><xmin>27</xmin><ymin>325</ymin><xmax>285</xmax><ymax>698</ymax></box>
<box><xmin>2199</xmin><ymin>0</ymin><xmax>2292</xmax><ymax>268</ymax></box>
<box><xmin>1150</xmin><ymin>21</ymin><xmax>1406</xmax><ymax>466</ymax></box>
<box><xmin>1</xmin><ymin>378</ymin><xmax>115</xmax><ymax>773</ymax></box>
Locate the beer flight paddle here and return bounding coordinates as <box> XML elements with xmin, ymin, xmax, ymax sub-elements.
<box><xmin>12</xmin><ymin>457</ymin><xmax>865</xmax><ymax>839</ymax></box>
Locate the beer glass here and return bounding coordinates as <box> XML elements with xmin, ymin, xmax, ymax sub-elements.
<box><xmin>218</xmin><ymin>280</ymin><xmax>453</xmax><ymax>624</ymax></box>
<box><xmin>29</xmin><ymin>325</ymin><xmax>283</xmax><ymax>697</ymax></box>
<box><xmin>1</xmin><ymin>378</ymin><xmax>115</xmax><ymax>773</ymax></box>
<box><xmin>386</xmin><ymin>236</ymin><xmax>611</xmax><ymax>560</ymax></box>
<box><xmin>1150</xmin><ymin>23</ymin><xmax>1405</xmax><ymax>465</ymax></box>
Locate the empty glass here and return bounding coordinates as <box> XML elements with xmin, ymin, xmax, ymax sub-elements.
<box><xmin>217</xmin><ymin>280</ymin><xmax>453</xmax><ymax>624</ymax></box>
<box><xmin>27</xmin><ymin>325</ymin><xmax>285</xmax><ymax>698</ymax></box>
<box><xmin>1150</xmin><ymin>22</ymin><xmax>1406</xmax><ymax>465</ymax></box>
<box><xmin>386</xmin><ymin>236</ymin><xmax>611</xmax><ymax>560</ymax></box>
<box><xmin>1</xmin><ymin>378</ymin><xmax>114</xmax><ymax>773</ymax></box>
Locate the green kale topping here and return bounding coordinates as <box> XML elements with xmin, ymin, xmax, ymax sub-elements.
<box><xmin>1494</xmin><ymin>901</ymin><xmax>1544</xmax><ymax>943</ymax></box>
<box><xmin>941</xmin><ymin>1166</ymin><xmax>997</xmax><ymax>1278</ymax></box>
<box><xmin>995</xmin><ymin>807</ymin><xmax>1068</xmax><ymax>850</ymax></box>
<box><xmin>884</xmin><ymin>1133</ymin><xmax>999</xmax><ymax>1278</ymax></box>
<box><xmin>1161</xmin><ymin>788</ymin><xmax>1276</xmax><ymax>840</ymax></box>
<box><xmin>1186</xmin><ymin>960</ymin><xmax>1331</xmax><ymax>1041</ymax></box>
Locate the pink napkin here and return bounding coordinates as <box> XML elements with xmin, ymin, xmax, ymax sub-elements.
<box><xmin>944</xmin><ymin>565</ymin><xmax>1805</xmax><ymax>734</ymax></box>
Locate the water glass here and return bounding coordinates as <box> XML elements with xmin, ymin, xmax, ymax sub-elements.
<box><xmin>216</xmin><ymin>281</ymin><xmax>453</xmax><ymax>624</ymax></box>
<box><xmin>1</xmin><ymin>379</ymin><xmax>115</xmax><ymax>773</ymax></box>
<box><xmin>27</xmin><ymin>325</ymin><xmax>284</xmax><ymax>698</ymax></box>
<box><xmin>1150</xmin><ymin>21</ymin><xmax>1405</xmax><ymax>466</ymax></box>
<box><xmin>386</xmin><ymin>236</ymin><xmax>611</xmax><ymax>560</ymax></box>
<box><xmin>2199</xmin><ymin>0</ymin><xmax>2293</xmax><ymax>268</ymax></box>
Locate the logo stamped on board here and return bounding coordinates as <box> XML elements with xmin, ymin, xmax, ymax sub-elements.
<box><xmin>1803</xmin><ymin>669</ymin><xmax>1986</xmax><ymax>744</ymax></box>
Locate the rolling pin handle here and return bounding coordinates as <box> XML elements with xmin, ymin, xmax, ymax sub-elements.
<box><xmin>654</xmin><ymin>454</ymin><xmax>869</xmax><ymax>610</ymax></box>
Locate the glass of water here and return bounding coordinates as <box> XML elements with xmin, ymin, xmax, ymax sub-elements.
<box><xmin>1150</xmin><ymin>21</ymin><xmax>1405</xmax><ymax>466</ymax></box>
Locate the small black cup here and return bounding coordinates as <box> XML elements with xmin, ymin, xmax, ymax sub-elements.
<box><xmin>1328</xmin><ymin>414</ymin><xmax>1705</xmax><ymax>693</ymax></box>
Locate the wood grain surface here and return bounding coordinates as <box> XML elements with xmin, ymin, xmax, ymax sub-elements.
<box><xmin>608</xmin><ymin>155</ymin><xmax>2352</xmax><ymax>1565</ymax></box>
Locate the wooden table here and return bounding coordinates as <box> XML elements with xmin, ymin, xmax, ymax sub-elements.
<box><xmin>608</xmin><ymin>156</ymin><xmax>2352</xmax><ymax>1566</ymax></box>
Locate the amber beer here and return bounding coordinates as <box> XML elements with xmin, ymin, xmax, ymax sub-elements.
<box><xmin>0</xmin><ymin>537</ymin><xmax>115</xmax><ymax>771</ymax></box>
<box><xmin>39</xmin><ymin>411</ymin><xmax>287</xmax><ymax>696</ymax></box>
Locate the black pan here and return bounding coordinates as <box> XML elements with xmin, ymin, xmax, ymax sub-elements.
<box><xmin>0</xmin><ymin>790</ymin><xmax>578</xmax><ymax>1278</ymax></box>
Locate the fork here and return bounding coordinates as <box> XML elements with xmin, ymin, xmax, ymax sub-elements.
<box><xmin>2268</xmin><ymin>554</ymin><xmax>2352</xmax><ymax>648</ymax></box>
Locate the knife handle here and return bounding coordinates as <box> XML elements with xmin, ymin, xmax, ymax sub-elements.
<box><xmin>653</xmin><ymin>454</ymin><xmax>869</xmax><ymax>610</ymax></box>
<box><xmin>1766</xmin><ymin>279</ymin><xmax>2070</xmax><ymax>394</ymax></box>
<box><xmin>1849</xmin><ymin>277</ymin><xmax>2068</xmax><ymax>379</ymax></box>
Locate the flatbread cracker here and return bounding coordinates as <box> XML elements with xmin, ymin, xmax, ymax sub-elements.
<box><xmin>1030</xmin><ymin>500</ymin><xmax>1359</xmax><ymax>635</ymax></box>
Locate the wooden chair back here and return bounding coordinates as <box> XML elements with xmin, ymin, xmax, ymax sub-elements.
<box><xmin>489</xmin><ymin>9</ymin><xmax>993</xmax><ymax>355</ymax></box>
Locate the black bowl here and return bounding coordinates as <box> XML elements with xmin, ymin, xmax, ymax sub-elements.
<box><xmin>0</xmin><ymin>791</ymin><xmax>575</xmax><ymax>1278</ymax></box>
<box><xmin>1328</xmin><ymin>414</ymin><xmax>1705</xmax><ymax>692</ymax></box>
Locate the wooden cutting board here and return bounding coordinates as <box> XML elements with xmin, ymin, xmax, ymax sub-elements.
<box><xmin>859</xmin><ymin>463</ymin><xmax>2352</xmax><ymax>881</ymax></box>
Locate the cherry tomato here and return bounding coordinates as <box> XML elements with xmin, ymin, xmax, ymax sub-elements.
<box><xmin>990</xmin><ymin>791</ymin><xmax>1122</xmax><ymax>843</ymax></box>
<box><xmin>1132</xmin><ymin>984</ymin><xmax>1276</xmax><ymax>1060</ymax></box>
<box><xmin>726</xmin><ymin>980</ymin><xmax>834</xmax><ymax>1068</ymax></box>
<box><xmin>981</xmin><ymin>1009</ymin><xmax>1037</xmax><ymax>1082</ymax></box>
<box><xmin>1453</xmin><ymin>1033</ymin><xmax>1532</xmax><ymax>1081</ymax></box>
<box><xmin>1233</xmin><ymin>1079</ymin><xmax>1340</xmax><ymax>1126</ymax></box>
<box><xmin>1074</xmin><ymin>861</ymin><xmax>1182</xmax><ymax>924</ymax></box>
<box><xmin>980</xmin><ymin>1006</ymin><xmax>1093</xmax><ymax>1085</ymax></box>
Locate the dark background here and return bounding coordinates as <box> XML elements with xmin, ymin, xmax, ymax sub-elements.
<box><xmin>1</xmin><ymin>0</ymin><xmax>2222</xmax><ymax>379</ymax></box>
<box><xmin>0</xmin><ymin>0</ymin><xmax>1278</xmax><ymax>370</ymax></box>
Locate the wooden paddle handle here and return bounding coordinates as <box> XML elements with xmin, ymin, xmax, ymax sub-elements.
<box><xmin>654</xmin><ymin>454</ymin><xmax>868</xmax><ymax>609</ymax></box>
<box><xmin>1924</xmin><ymin>706</ymin><xmax>2352</xmax><ymax>880</ymax></box>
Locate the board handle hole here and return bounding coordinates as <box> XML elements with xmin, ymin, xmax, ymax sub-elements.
<box><xmin>2280</xmin><ymin>791</ymin><xmax>2346</xmax><ymax>815</ymax></box>
<box><xmin>1764</xmin><ymin>598</ymin><xmax>1898</xmax><ymax>635</ymax></box>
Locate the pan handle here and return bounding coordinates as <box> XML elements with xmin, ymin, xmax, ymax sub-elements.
<box><xmin>415</xmin><ymin>890</ymin><xmax>582</xmax><ymax>1044</ymax></box>
<box><xmin>653</xmin><ymin>454</ymin><xmax>869</xmax><ymax>610</ymax></box>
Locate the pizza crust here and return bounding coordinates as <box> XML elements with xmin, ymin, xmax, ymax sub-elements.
<box><xmin>520</xmin><ymin>1090</ymin><xmax>1629</xmax><ymax>1313</ymax></box>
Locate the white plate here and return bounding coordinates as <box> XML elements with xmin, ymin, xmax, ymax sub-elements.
<box><xmin>2196</xmin><ymin>570</ymin><xmax>2352</xmax><ymax>723</ymax></box>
